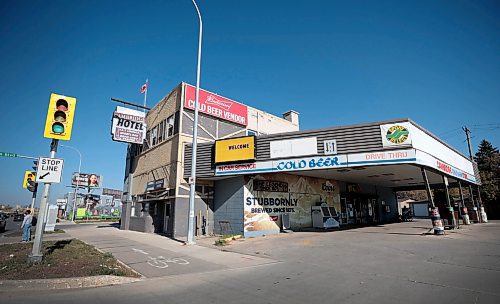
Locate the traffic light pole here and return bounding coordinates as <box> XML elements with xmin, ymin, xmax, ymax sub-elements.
<box><xmin>29</xmin><ymin>139</ymin><xmax>58</xmax><ymax>263</ymax></box>
<box><xmin>29</xmin><ymin>187</ymin><xmax>37</xmax><ymax>213</ymax></box>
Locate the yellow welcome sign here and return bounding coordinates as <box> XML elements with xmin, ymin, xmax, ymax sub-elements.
<box><xmin>215</xmin><ymin>136</ymin><xmax>255</xmax><ymax>163</ymax></box>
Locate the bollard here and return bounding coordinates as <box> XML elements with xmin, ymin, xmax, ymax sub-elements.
<box><xmin>430</xmin><ymin>207</ymin><xmax>445</xmax><ymax>235</ymax></box>
<box><xmin>462</xmin><ymin>207</ymin><xmax>470</xmax><ymax>225</ymax></box>
<box><xmin>447</xmin><ymin>206</ymin><xmax>456</xmax><ymax>229</ymax></box>
<box><xmin>472</xmin><ymin>206</ymin><xmax>480</xmax><ymax>223</ymax></box>
<box><xmin>480</xmin><ymin>207</ymin><xmax>488</xmax><ymax>223</ymax></box>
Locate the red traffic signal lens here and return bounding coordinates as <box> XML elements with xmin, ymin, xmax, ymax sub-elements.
<box><xmin>52</xmin><ymin>122</ymin><xmax>65</xmax><ymax>134</ymax></box>
<box><xmin>56</xmin><ymin>99</ymin><xmax>68</xmax><ymax>111</ymax></box>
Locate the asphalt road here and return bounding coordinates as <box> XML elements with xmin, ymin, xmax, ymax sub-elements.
<box><xmin>0</xmin><ymin>216</ymin><xmax>23</xmax><ymax>238</ymax></box>
<box><xmin>2</xmin><ymin>220</ymin><xmax>499</xmax><ymax>304</ymax></box>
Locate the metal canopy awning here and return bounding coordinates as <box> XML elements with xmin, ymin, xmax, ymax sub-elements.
<box><xmin>291</xmin><ymin>163</ymin><xmax>469</xmax><ymax>188</ymax></box>
<box><xmin>207</xmin><ymin>163</ymin><xmax>474</xmax><ymax>190</ymax></box>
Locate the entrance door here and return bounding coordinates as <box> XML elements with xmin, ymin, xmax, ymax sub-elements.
<box><xmin>163</xmin><ymin>203</ymin><xmax>171</xmax><ymax>234</ymax></box>
<box><xmin>346</xmin><ymin>199</ymin><xmax>356</xmax><ymax>224</ymax></box>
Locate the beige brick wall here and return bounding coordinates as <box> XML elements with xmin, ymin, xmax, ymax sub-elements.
<box><xmin>131</xmin><ymin>84</ymin><xmax>182</xmax><ymax>195</ymax></box>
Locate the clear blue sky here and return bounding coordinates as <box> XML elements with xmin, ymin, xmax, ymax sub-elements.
<box><xmin>1</xmin><ymin>0</ymin><xmax>499</xmax><ymax>207</ymax></box>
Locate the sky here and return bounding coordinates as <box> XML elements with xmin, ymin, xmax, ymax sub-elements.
<box><xmin>0</xmin><ymin>0</ymin><xmax>499</xmax><ymax>207</ymax></box>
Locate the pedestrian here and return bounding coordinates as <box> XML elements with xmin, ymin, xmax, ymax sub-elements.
<box><xmin>21</xmin><ymin>209</ymin><xmax>33</xmax><ymax>242</ymax></box>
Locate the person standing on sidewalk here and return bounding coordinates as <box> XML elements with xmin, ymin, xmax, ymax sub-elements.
<box><xmin>21</xmin><ymin>210</ymin><xmax>33</xmax><ymax>242</ymax></box>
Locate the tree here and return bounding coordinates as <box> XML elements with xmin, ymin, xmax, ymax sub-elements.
<box><xmin>474</xmin><ymin>140</ymin><xmax>500</xmax><ymax>216</ymax></box>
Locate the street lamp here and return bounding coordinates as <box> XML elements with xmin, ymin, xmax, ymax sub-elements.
<box><xmin>60</xmin><ymin>144</ymin><xmax>81</xmax><ymax>222</ymax></box>
<box><xmin>187</xmin><ymin>0</ymin><xmax>203</xmax><ymax>245</ymax></box>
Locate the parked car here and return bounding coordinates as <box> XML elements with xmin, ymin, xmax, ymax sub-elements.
<box><xmin>0</xmin><ymin>216</ymin><xmax>6</xmax><ymax>232</ymax></box>
<box><xmin>13</xmin><ymin>213</ymin><xmax>24</xmax><ymax>222</ymax></box>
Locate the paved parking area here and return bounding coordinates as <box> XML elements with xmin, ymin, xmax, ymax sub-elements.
<box><xmin>4</xmin><ymin>219</ymin><xmax>499</xmax><ymax>304</ymax></box>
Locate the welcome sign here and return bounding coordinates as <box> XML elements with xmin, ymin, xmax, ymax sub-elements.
<box><xmin>215</xmin><ymin>136</ymin><xmax>255</xmax><ymax>163</ymax></box>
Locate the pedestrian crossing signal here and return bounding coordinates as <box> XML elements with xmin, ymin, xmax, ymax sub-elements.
<box><xmin>43</xmin><ymin>93</ymin><xmax>77</xmax><ymax>140</ymax></box>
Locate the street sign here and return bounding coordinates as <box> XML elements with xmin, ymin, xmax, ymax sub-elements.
<box><xmin>36</xmin><ymin>157</ymin><xmax>64</xmax><ymax>183</ymax></box>
<box><xmin>0</xmin><ymin>152</ymin><xmax>18</xmax><ymax>157</ymax></box>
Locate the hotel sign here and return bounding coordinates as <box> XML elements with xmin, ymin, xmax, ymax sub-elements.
<box><xmin>184</xmin><ymin>84</ymin><xmax>248</xmax><ymax>126</ymax></box>
<box><xmin>215</xmin><ymin>136</ymin><xmax>255</xmax><ymax>163</ymax></box>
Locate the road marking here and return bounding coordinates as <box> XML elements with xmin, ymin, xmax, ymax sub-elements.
<box><xmin>131</xmin><ymin>247</ymin><xmax>190</xmax><ymax>268</ymax></box>
<box><xmin>146</xmin><ymin>256</ymin><xmax>190</xmax><ymax>268</ymax></box>
<box><xmin>132</xmin><ymin>248</ymin><xmax>149</xmax><ymax>255</ymax></box>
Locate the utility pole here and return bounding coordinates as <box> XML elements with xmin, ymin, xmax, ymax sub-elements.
<box><xmin>463</xmin><ymin>126</ymin><xmax>473</xmax><ymax>160</ymax></box>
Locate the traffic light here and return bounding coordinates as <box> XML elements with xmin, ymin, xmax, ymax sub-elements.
<box><xmin>27</xmin><ymin>179</ymin><xmax>37</xmax><ymax>192</ymax></box>
<box><xmin>23</xmin><ymin>171</ymin><xmax>37</xmax><ymax>192</ymax></box>
<box><xmin>44</xmin><ymin>93</ymin><xmax>77</xmax><ymax>140</ymax></box>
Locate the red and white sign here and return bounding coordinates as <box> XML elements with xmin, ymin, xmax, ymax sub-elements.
<box><xmin>184</xmin><ymin>84</ymin><xmax>248</xmax><ymax>126</ymax></box>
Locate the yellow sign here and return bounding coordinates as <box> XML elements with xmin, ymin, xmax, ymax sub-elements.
<box><xmin>215</xmin><ymin>136</ymin><xmax>255</xmax><ymax>163</ymax></box>
<box><xmin>23</xmin><ymin>171</ymin><xmax>36</xmax><ymax>188</ymax></box>
<box><xmin>44</xmin><ymin>93</ymin><xmax>77</xmax><ymax>141</ymax></box>
<box><xmin>76</xmin><ymin>208</ymin><xmax>86</xmax><ymax>218</ymax></box>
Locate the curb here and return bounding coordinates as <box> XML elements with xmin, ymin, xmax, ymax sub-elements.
<box><xmin>0</xmin><ymin>275</ymin><xmax>143</xmax><ymax>291</ymax></box>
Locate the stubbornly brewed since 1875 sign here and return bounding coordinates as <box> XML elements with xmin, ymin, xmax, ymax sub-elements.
<box><xmin>111</xmin><ymin>106</ymin><xmax>147</xmax><ymax>144</ymax></box>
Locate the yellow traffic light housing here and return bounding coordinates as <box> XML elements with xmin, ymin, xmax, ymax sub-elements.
<box><xmin>23</xmin><ymin>171</ymin><xmax>36</xmax><ymax>189</ymax></box>
<box><xmin>44</xmin><ymin>93</ymin><xmax>77</xmax><ymax>140</ymax></box>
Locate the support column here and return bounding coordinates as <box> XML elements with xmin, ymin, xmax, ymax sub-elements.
<box><xmin>421</xmin><ymin>167</ymin><xmax>444</xmax><ymax>235</ymax></box>
<box><xmin>442</xmin><ymin>176</ymin><xmax>456</xmax><ymax>229</ymax></box>
<box><xmin>458</xmin><ymin>181</ymin><xmax>470</xmax><ymax>225</ymax></box>
<box><xmin>468</xmin><ymin>185</ymin><xmax>480</xmax><ymax>223</ymax></box>
<box><xmin>476</xmin><ymin>186</ymin><xmax>488</xmax><ymax>223</ymax></box>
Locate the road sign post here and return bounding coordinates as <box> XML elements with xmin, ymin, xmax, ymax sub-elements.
<box><xmin>29</xmin><ymin>139</ymin><xmax>59</xmax><ymax>263</ymax></box>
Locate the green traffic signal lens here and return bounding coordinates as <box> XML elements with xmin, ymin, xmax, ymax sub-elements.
<box><xmin>52</xmin><ymin>122</ymin><xmax>65</xmax><ymax>134</ymax></box>
<box><xmin>54</xmin><ymin>111</ymin><xmax>67</xmax><ymax>122</ymax></box>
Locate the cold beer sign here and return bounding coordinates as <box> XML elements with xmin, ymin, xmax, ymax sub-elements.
<box><xmin>36</xmin><ymin>157</ymin><xmax>64</xmax><ymax>184</ymax></box>
<box><xmin>184</xmin><ymin>84</ymin><xmax>248</xmax><ymax>126</ymax></box>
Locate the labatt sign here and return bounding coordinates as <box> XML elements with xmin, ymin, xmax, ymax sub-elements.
<box><xmin>184</xmin><ymin>84</ymin><xmax>248</xmax><ymax>126</ymax></box>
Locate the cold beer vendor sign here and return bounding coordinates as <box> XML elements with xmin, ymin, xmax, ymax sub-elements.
<box><xmin>184</xmin><ymin>84</ymin><xmax>248</xmax><ymax>126</ymax></box>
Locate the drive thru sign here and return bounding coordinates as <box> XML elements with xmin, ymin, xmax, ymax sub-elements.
<box><xmin>35</xmin><ymin>157</ymin><xmax>64</xmax><ymax>183</ymax></box>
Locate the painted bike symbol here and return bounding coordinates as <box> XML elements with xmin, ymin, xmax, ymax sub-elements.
<box><xmin>146</xmin><ymin>256</ymin><xmax>190</xmax><ymax>269</ymax></box>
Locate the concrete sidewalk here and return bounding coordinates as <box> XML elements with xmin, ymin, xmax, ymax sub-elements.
<box><xmin>61</xmin><ymin>223</ymin><xmax>278</xmax><ymax>278</ymax></box>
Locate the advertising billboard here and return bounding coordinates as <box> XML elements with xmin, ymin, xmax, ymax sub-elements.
<box><xmin>184</xmin><ymin>84</ymin><xmax>248</xmax><ymax>126</ymax></box>
<box><xmin>215</xmin><ymin>136</ymin><xmax>255</xmax><ymax>163</ymax></box>
<box><xmin>111</xmin><ymin>106</ymin><xmax>147</xmax><ymax>144</ymax></box>
<box><xmin>102</xmin><ymin>188</ymin><xmax>123</xmax><ymax>200</ymax></box>
<box><xmin>72</xmin><ymin>173</ymin><xmax>101</xmax><ymax>188</ymax></box>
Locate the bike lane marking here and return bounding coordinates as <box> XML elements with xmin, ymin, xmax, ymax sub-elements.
<box><xmin>110</xmin><ymin>245</ymin><xmax>224</xmax><ymax>277</ymax></box>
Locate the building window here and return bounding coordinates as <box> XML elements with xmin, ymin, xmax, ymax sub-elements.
<box><xmin>144</xmin><ymin>131</ymin><xmax>150</xmax><ymax>150</ymax></box>
<box><xmin>167</xmin><ymin>114</ymin><xmax>175</xmax><ymax>137</ymax></box>
<box><xmin>151</xmin><ymin>127</ymin><xmax>158</xmax><ymax>146</ymax></box>
<box><xmin>158</xmin><ymin>121</ymin><xmax>165</xmax><ymax>143</ymax></box>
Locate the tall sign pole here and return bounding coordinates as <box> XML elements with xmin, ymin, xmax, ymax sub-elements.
<box><xmin>187</xmin><ymin>0</ymin><xmax>203</xmax><ymax>245</ymax></box>
<box><xmin>29</xmin><ymin>139</ymin><xmax>58</xmax><ymax>263</ymax></box>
